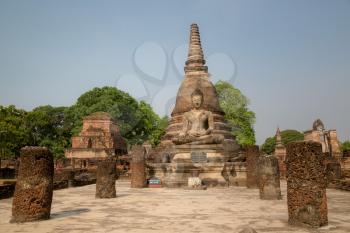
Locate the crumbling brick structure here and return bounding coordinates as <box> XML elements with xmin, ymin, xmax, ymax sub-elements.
<box><xmin>11</xmin><ymin>147</ymin><xmax>54</xmax><ymax>223</ymax></box>
<box><xmin>257</xmin><ymin>154</ymin><xmax>281</xmax><ymax>200</ymax></box>
<box><xmin>95</xmin><ymin>159</ymin><xmax>116</xmax><ymax>198</ymax></box>
<box><xmin>66</xmin><ymin>170</ymin><xmax>75</xmax><ymax>188</ymax></box>
<box><xmin>131</xmin><ymin>145</ymin><xmax>146</xmax><ymax>188</ymax></box>
<box><xmin>286</xmin><ymin>141</ymin><xmax>328</xmax><ymax>227</ymax></box>
<box><xmin>245</xmin><ymin>145</ymin><xmax>260</xmax><ymax>188</ymax></box>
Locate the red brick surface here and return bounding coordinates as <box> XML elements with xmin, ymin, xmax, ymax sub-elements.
<box><xmin>95</xmin><ymin>159</ymin><xmax>116</xmax><ymax>198</ymax></box>
<box><xmin>11</xmin><ymin>147</ymin><xmax>54</xmax><ymax>223</ymax></box>
<box><xmin>286</xmin><ymin>141</ymin><xmax>328</xmax><ymax>227</ymax></box>
<box><xmin>245</xmin><ymin>145</ymin><xmax>260</xmax><ymax>188</ymax></box>
<box><xmin>131</xmin><ymin>146</ymin><xmax>146</xmax><ymax>188</ymax></box>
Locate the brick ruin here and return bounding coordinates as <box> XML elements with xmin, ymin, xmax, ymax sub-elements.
<box><xmin>130</xmin><ymin>145</ymin><xmax>146</xmax><ymax>188</ymax></box>
<box><xmin>257</xmin><ymin>154</ymin><xmax>281</xmax><ymax>200</ymax></box>
<box><xmin>274</xmin><ymin>120</ymin><xmax>350</xmax><ymax>190</ymax></box>
<box><xmin>245</xmin><ymin>145</ymin><xmax>260</xmax><ymax>188</ymax></box>
<box><xmin>11</xmin><ymin>147</ymin><xmax>54</xmax><ymax>223</ymax></box>
<box><xmin>274</xmin><ymin>127</ymin><xmax>287</xmax><ymax>179</ymax></box>
<box><xmin>286</xmin><ymin>141</ymin><xmax>328</xmax><ymax>227</ymax></box>
<box><xmin>146</xmin><ymin>23</ymin><xmax>243</xmax><ymax>188</ymax></box>
<box><xmin>65</xmin><ymin>112</ymin><xmax>127</xmax><ymax>169</ymax></box>
<box><xmin>95</xmin><ymin>159</ymin><xmax>117</xmax><ymax>198</ymax></box>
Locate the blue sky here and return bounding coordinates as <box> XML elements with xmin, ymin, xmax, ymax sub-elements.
<box><xmin>0</xmin><ymin>0</ymin><xmax>349</xmax><ymax>144</ymax></box>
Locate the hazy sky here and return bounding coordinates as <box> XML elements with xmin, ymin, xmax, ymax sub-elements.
<box><xmin>0</xmin><ymin>0</ymin><xmax>349</xmax><ymax>144</ymax></box>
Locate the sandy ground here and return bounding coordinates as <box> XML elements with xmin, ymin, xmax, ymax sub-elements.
<box><xmin>0</xmin><ymin>181</ymin><xmax>349</xmax><ymax>233</ymax></box>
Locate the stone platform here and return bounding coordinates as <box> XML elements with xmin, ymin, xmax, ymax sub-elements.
<box><xmin>1</xmin><ymin>181</ymin><xmax>350</xmax><ymax>233</ymax></box>
<box><xmin>148</xmin><ymin>161</ymin><xmax>247</xmax><ymax>188</ymax></box>
<box><xmin>147</xmin><ymin>143</ymin><xmax>243</xmax><ymax>188</ymax></box>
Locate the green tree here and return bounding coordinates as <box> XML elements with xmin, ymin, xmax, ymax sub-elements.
<box><xmin>67</xmin><ymin>86</ymin><xmax>163</xmax><ymax>145</ymax></box>
<box><xmin>0</xmin><ymin>105</ymin><xmax>29</xmax><ymax>158</ymax></box>
<box><xmin>0</xmin><ymin>87</ymin><xmax>166</xmax><ymax>160</ymax></box>
<box><xmin>149</xmin><ymin>116</ymin><xmax>169</xmax><ymax>146</ymax></box>
<box><xmin>261</xmin><ymin>129</ymin><xmax>304</xmax><ymax>154</ymax></box>
<box><xmin>25</xmin><ymin>105</ymin><xmax>73</xmax><ymax>159</ymax></box>
<box><xmin>214</xmin><ymin>80</ymin><xmax>256</xmax><ymax>146</ymax></box>
<box><xmin>341</xmin><ymin>140</ymin><xmax>350</xmax><ymax>152</ymax></box>
<box><xmin>139</xmin><ymin>101</ymin><xmax>168</xmax><ymax>146</ymax></box>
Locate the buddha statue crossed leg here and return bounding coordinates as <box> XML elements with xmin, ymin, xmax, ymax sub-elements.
<box><xmin>172</xmin><ymin>89</ymin><xmax>224</xmax><ymax>145</ymax></box>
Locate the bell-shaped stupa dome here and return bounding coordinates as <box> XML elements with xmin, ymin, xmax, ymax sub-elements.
<box><xmin>163</xmin><ymin>23</ymin><xmax>232</xmax><ymax>141</ymax></box>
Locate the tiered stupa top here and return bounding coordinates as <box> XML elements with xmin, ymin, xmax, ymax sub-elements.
<box><xmin>164</xmin><ymin>23</ymin><xmax>233</xmax><ymax>141</ymax></box>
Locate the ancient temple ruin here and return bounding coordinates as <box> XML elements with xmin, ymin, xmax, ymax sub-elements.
<box><xmin>274</xmin><ymin>127</ymin><xmax>287</xmax><ymax>178</ymax></box>
<box><xmin>163</xmin><ymin>23</ymin><xmax>234</xmax><ymax>144</ymax></box>
<box><xmin>148</xmin><ymin>23</ymin><xmax>243</xmax><ymax>187</ymax></box>
<box><xmin>304</xmin><ymin>119</ymin><xmax>341</xmax><ymax>157</ymax></box>
<box><xmin>65</xmin><ymin>112</ymin><xmax>127</xmax><ymax>168</ymax></box>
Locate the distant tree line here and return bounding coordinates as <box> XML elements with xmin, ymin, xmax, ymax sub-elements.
<box><xmin>0</xmin><ymin>87</ymin><xmax>168</xmax><ymax>160</ymax></box>
<box><xmin>261</xmin><ymin>130</ymin><xmax>304</xmax><ymax>154</ymax></box>
<box><xmin>261</xmin><ymin>129</ymin><xmax>350</xmax><ymax>155</ymax></box>
<box><xmin>341</xmin><ymin>141</ymin><xmax>350</xmax><ymax>152</ymax></box>
<box><xmin>0</xmin><ymin>81</ymin><xmax>258</xmax><ymax>160</ymax></box>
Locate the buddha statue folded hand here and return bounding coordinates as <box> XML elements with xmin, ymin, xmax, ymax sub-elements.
<box><xmin>172</xmin><ymin>89</ymin><xmax>224</xmax><ymax>145</ymax></box>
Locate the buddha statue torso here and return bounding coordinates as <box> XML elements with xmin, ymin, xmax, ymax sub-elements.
<box><xmin>172</xmin><ymin>89</ymin><xmax>224</xmax><ymax>145</ymax></box>
<box><xmin>184</xmin><ymin>109</ymin><xmax>210</xmax><ymax>137</ymax></box>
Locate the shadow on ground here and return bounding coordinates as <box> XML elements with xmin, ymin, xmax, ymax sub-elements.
<box><xmin>50</xmin><ymin>208</ymin><xmax>90</xmax><ymax>219</ymax></box>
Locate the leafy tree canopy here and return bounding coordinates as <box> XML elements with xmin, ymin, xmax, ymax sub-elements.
<box><xmin>261</xmin><ymin>129</ymin><xmax>304</xmax><ymax>154</ymax></box>
<box><xmin>214</xmin><ymin>80</ymin><xmax>256</xmax><ymax>146</ymax></box>
<box><xmin>26</xmin><ymin>105</ymin><xmax>73</xmax><ymax>159</ymax></box>
<box><xmin>67</xmin><ymin>86</ymin><xmax>165</xmax><ymax>146</ymax></box>
<box><xmin>0</xmin><ymin>86</ymin><xmax>166</xmax><ymax>159</ymax></box>
<box><xmin>0</xmin><ymin>105</ymin><xmax>29</xmax><ymax>158</ymax></box>
<box><xmin>341</xmin><ymin>140</ymin><xmax>350</xmax><ymax>152</ymax></box>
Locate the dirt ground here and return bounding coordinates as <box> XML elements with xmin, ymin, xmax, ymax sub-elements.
<box><xmin>0</xmin><ymin>181</ymin><xmax>349</xmax><ymax>233</ymax></box>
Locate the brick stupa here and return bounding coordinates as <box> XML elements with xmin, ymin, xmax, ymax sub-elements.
<box><xmin>65</xmin><ymin>112</ymin><xmax>127</xmax><ymax>167</ymax></box>
<box><xmin>149</xmin><ymin>24</ymin><xmax>243</xmax><ymax>187</ymax></box>
<box><xmin>163</xmin><ymin>23</ymin><xmax>234</xmax><ymax>143</ymax></box>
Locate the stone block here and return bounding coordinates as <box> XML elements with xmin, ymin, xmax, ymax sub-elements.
<box><xmin>257</xmin><ymin>154</ymin><xmax>281</xmax><ymax>200</ymax></box>
<box><xmin>66</xmin><ymin>170</ymin><xmax>75</xmax><ymax>188</ymax></box>
<box><xmin>286</xmin><ymin>141</ymin><xmax>328</xmax><ymax>227</ymax></box>
<box><xmin>11</xmin><ymin>147</ymin><xmax>54</xmax><ymax>223</ymax></box>
<box><xmin>95</xmin><ymin>159</ymin><xmax>116</xmax><ymax>198</ymax></box>
<box><xmin>131</xmin><ymin>146</ymin><xmax>146</xmax><ymax>188</ymax></box>
<box><xmin>245</xmin><ymin>145</ymin><xmax>260</xmax><ymax>188</ymax></box>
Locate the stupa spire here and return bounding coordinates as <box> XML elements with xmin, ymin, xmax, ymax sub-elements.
<box><xmin>276</xmin><ymin>127</ymin><xmax>282</xmax><ymax>146</ymax></box>
<box><xmin>184</xmin><ymin>23</ymin><xmax>208</xmax><ymax>74</ymax></box>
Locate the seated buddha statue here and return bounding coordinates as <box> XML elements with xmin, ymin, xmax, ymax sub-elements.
<box><xmin>172</xmin><ymin>89</ymin><xmax>224</xmax><ymax>145</ymax></box>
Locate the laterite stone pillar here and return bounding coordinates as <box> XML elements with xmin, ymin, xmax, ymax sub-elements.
<box><xmin>131</xmin><ymin>145</ymin><xmax>146</xmax><ymax>188</ymax></box>
<box><xmin>245</xmin><ymin>145</ymin><xmax>260</xmax><ymax>188</ymax></box>
<box><xmin>95</xmin><ymin>159</ymin><xmax>116</xmax><ymax>198</ymax></box>
<box><xmin>11</xmin><ymin>147</ymin><xmax>54</xmax><ymax>223</ymax></box>
<box><xmin>66</xmin><ymin>170</ymin><xmax>75</xmax><ymax>188</ymax></box>
<box><xmin>286</xmin><ymin>141</ymin><xmax>328</xmax><ymax>227</ymax></box>
<box><xmin>257</xmin><ymin>154</ymin><xmax>281</xmax><ymax>200</ymax></box>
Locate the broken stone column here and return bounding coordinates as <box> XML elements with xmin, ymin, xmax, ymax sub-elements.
<box><xmin>257</xmin><ymin>154</ymin><xmax>281</xmax><ymax>200</ymax></box>
<box><xmin>66</xmin><ymin>170</ymin><xmax>75</xmax><ymax>188</ymax></box>
<box><xmin>131</xmin><ymin>145</ymin><xmax>146</xmax><ymax>188</ymax></box>
<box><xmin>95</xmin><ymin>159</ymin><xmax>116</xmax><ymax>198</ymax></box>
<box><xmin>286</xmin><ymin>141</ymin><xmax>328</xmax><ymax>227</ymax></box>
<box><xmin>11</xmin><ymin>147</ymin><xmax>54</xmax><ymax>223</ymax></box>
<box><xmin>245</xmin><ymin>145</ymin><xmax>260</xmax><ymax>188</ymax></box>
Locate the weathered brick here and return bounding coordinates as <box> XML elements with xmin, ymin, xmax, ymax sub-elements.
<box><xmin>11</xmin><ymin>147</ymin><xmax>54</xmax><ymax>223</ymax></box>
<box><xmin>286</xmin><ymin>141</ymin><xmax>328</xmax><ymax>227</ymax></box>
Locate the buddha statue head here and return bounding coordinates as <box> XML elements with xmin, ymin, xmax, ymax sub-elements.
<box><xmin>191</xmin><ymin>89</ymin><xmax>204</xmax><ymax>109</ymax></box>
